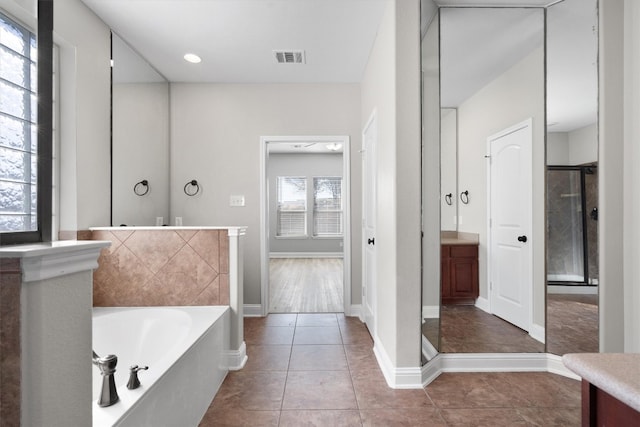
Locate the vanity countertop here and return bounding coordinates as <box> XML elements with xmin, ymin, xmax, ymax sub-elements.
<box><xmin>563</xmin><ymin>353</ymin><xmax>640</xmax><ymax>412</ymax></box>
<box><xmin>441</xmin><ymin>231</ymin><xmax>479</xmax><ymax>246</ymax></box>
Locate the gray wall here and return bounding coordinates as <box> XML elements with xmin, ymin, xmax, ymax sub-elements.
<box><xmin>268</xmin><ymin>153</ymin><xmax>343</xmax><ymax>254</ymax></box>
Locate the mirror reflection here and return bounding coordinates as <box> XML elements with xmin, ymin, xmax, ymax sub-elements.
<box><xmin>111</xmin><ymin>33</ymin><xmax>170</xmax><ymax>226</ymax></box>
<box><xmin>421</xmin><ymin>5</ymin><xmax>441</xmax><ymax>360</ymax></box>
<box><xmin>438</xmin><ymin>7</ymin><xmax>545</xmax><ymax>354</ymax></box>
<box><xmin>545</xmin><ymin>0</ymin><xmax>599</xmax><ymax>355</ymax></box>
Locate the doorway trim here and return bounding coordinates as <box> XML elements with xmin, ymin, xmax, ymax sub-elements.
<box><xmin>259</xmin><ymin>135</ymin><xmax>352</xmax><ymax>316</ymax></box>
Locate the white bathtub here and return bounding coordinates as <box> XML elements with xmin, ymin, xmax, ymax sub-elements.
<box><xmin>92</xmin><ymin>306</ymin><xmax>230</xmax><ymax>426</ymax></box>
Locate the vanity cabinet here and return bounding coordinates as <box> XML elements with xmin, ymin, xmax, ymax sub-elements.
<box><xmin>441</xmin><ymin>244</ymin><xmax>478</xmax><ymax>305</ymax></box>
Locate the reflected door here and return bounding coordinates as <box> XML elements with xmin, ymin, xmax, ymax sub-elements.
<box><xmin>489</xmin><ymin>119</ymin><xmax>533</xmax><ymax>331</ymax></box>
<box><xmin>362</xmin><ymin>113</ymin><xmax>377</xmax><ymax>337</ymax></box>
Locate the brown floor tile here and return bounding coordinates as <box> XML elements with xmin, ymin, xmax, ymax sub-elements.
<box><xmin>351</xmin><ymin>369</ymin><xmax>433</xmax><ymax>409</ymax></box>
<box><xmin>210</xmin><ymin>371</ymin><xmax>287</xmax><ymax>410</ymax></box>
<box><xmin>517</xmin><ymin>407</ymin><xmax>581</xmax><ymax>426</ymax></box>
<box><xmin>359</xmin><ymin>407</ymin><xmax>447</xmax><ymax>427</ymax></box>
<box><xmin>294</xmin><ymin>326</ymin><xmax>343</xmax><ymax>345</ymax></box>
<box><xmin>199</xmin><ymin>408</ymin><xmax>280</xmax><ymax>426</ymax></box>
<box><xmin>244</xmin><ymin>325</ymin><xmax>295</xmax><ymax>345</ymax></box>
<box><xmin>279</xmin><ymin>410</ymin><xmax>362</xmax><ymax>426</ymax></box>
<box><xmin>339</xmin><ymin>320</ymin><xmax>374</xmax><ymax>345</ymax></box>
<box><xmin>439</xmin><ymin>408</ymin><xmax>529</xmax><ymax>426</ymax></box>
<box><xmin>425</xmin><ymin>373</ymin><xmax>518</xmax><ymax>409</ymax></box>
<box><xmin>282</xmin><ymin>370</ymin><xmax>357</xmax><ymax>410</ymax></box>
<box><xmin>482</xmin><ymin>372</ymin><xmax>581</xmax><ymax>408</ymax></box>
<box><xmin>289</xmin><ymin>344</ymin><xmax>348</xmax><ymax>371</ymax></box>
<box><xmin>297</xmin><ymin>313</ymin><xmax>339</xmax><ymax>326</ymax></box>
<box><xmin>244</xmin><ymin>344</ymin><xmax>291</xmax><ymax>371</ymax></box>
<box><xmin>344</xmin><ymin>344</ymin><xmax>380</xmax><ymax>372</ymax></box>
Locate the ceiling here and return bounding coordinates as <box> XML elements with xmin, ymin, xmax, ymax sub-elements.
<box><xmin>82</xmin><ymin>0</ymin><xmax>387</xmax><ymax>83</ymax></box>
<box><xmin>85</xmin><ymin>0</ymin><xmax>598</xmax><ymax>132</ymax></box>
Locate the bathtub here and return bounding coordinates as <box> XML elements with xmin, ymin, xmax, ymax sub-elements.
<box><xmin>92</xmin><ymin>306</ymin><xmax>230</xmax><ymax>426</ymax></box>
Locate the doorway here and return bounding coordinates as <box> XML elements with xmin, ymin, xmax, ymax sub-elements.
<box><xmin>260</xmin><ymin>136</ymin><xmax>351</xmax><ymax>316</ymax></box>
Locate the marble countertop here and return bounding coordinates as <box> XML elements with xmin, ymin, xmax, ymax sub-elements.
<box><xmin>441</xmin><ymin>231</ymin><xmax>479</xmax><ymax>246</ymax></box>
<box><xmin>563</xmin><ymin>353</ymin><xmax>640</xmax><ymax>412</ymax></box>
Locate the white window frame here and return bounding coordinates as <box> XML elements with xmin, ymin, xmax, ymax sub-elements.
<box><xmin>276</xmin><ymin>176</ymin><xmax>307</xmax><ymax>238</ymax></box>
<box><xmin>312</xmin><ymin>176</ymin><xmax>343</xmax><ymax>238</ymax></box>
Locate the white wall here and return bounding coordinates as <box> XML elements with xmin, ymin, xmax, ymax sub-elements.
<box><xmin>169</xmin><ymin>83</ymin><xmax>361</xmax><ymax>306</ymax></box>
<box><xmin>361</xmin><ymin>0</ymin><xmax>422</xmax><ymax>371</ymax></box>
<box><xmin>599</xmin><ymin>0</ymin><xmax>625</xmax><ymax>352</ymax></box>
<box><xmin>457</xmin><ymin>43</ymin><xmax>546</xmax><ymax>327</ymax></box>
<box><xmin>622</xmin><ymin>0</ymin><xmax>640</xmax><ymax>352</ymax></box>
<box><xmin>547</xmin><ymin>132</ymin><xmax>569</xmax><ymax>165</ymax></box>
<box><xmin>112</xmin><ymin>83</ymin><xmax>170</xmax><ymax>226</ymax></box>
<box><xmin>568</xmin><ymin>123</ymin><xmax>598</xmax><ymax>165</ymax></box>
<box><xmin>54</xmin><ymin>0</ymin><xmax>111</xmax><ymax>231</ymax></box>
<box><xmin>440</xmin><ymin>108</ymin><xmax>457</xmax><ymax>231</ymax></box>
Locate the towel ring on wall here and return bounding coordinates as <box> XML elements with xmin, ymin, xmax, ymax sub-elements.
<box><xmin>133</xmin><ymin>180</ymin><xmax>149</xmax><ymax>196</ymax></box>
<box><xmin>460</xmin><ymin>190</ymin><xmax>469</xmax><ymax>204</ymax></box>
<box><xmin>184</xmin><ymin>179</ymin><xmax>200</xmax><ymax>196</ymax></box>
<box><xmin>445</xmin><ymin>193</ymin><xmax>453</xmax><ymax>206</ymax></box>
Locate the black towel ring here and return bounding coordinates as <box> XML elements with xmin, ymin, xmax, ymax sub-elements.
<box><xmin>133</xmin><ymin>180</ymin><xmax>149</xmax><ymax>196</ymax></box>
<box><xmin>460</xmin><ymin>190</ymin><xmax>469</xmax><ymax>204</ymax></box>
<box><xmin>445</xmin><ymin>193</ymin><xmax>453</xmax><ymax>206</ymax></box>
<box><xmin>184</xmin><ymin>179</ymin><xmax>200</xmax><ymax>196</ymax></box>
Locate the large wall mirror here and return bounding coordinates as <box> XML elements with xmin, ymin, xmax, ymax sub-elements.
<box><xmin>420</xmin><ymin>0</ymin><xmax>599</xmax><ymax>364</ymax></box>
<box><xmin>111</xmin><ymin>33</ymin><xmax>170</xmax><ymax>226</ymax></box>
<box><xmin>545</xmin><ymin>0</ymin><xmax>599</xmax><ymax>356</ymax></box>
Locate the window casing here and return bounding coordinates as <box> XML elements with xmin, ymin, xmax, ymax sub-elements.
<box><xmin>313</xmin><ymin>177</ymin><xmax>343</xmax><ymax>237</ymax></box>
<box><xmin>0</xmin><ymin>3</ymin><xmax>53</xmax><ymax>245</ymax></box>
<box><xmin>276</xmin><ymin>176</ymin><xmax>307</xmax><ymax>237</ymax></box>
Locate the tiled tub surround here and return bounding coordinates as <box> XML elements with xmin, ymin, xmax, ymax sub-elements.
<box><xmin>0</xmin><ymin>241</ymin><xmax>110</xmax><ymax>426</ymax></box>
<box><xmin>88</xmin><ymin>226</ymin><xmax>248</xmax><ymax>369</ymax></box>
<box><xmin>89</xmin><ymin>227</ymin><xmax>232</xmax><ymax>307</ymax></box>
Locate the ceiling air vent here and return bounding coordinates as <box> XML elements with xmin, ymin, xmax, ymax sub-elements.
<box><xmin>274</xmin><ymin>50</ymin><xmax>305</xmax><ymax>64</ymax></box>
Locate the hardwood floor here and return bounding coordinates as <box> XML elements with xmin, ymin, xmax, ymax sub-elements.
<box><xmin>269</xmin><ymin>258</ymin><xmax>343</xmax><ymax>313</ymax></box>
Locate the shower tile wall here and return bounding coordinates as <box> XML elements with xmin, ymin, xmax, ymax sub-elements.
<box><xmin>547</xmin><ymin>170</ymin><xmax>584</xmax><ymax>280</ymax></box>
<box><xmin>0</xmin><ymin>258</ymin><xmax>22</xmax><ymax>425</ymax></box>
<box><xmin>89</xmin><ymin>229</ymin><xmax>230</xmax><ymax>307</ymax></box>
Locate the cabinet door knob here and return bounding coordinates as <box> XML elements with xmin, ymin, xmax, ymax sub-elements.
<box><xmin>368</xmin><ymin>238</ymin><xmax>375</xmax><ymax>245</ymax></box>
<box><xmin>517</xmin><ymin>235</ymin><xmax>528</xmax><ymax>243</ymax></box>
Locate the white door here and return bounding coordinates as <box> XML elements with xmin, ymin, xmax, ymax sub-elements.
<box><xmin>362</xmin><ymin>113</ymin><xmax>377</xmax><ymax>336</ymax></box>
<box><xmin>488</xmin><ymin>119</ymin><xmax>532</xmax><ymax>331</ymax></box>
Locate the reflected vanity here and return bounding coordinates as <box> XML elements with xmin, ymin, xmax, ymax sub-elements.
<box><xmin>420</xmin><ymin>0</ymin><xmax>599</xmax><ymax>365</ymax></box>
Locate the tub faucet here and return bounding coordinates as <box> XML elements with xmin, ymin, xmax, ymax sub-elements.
<box><xmin>92</xmin><ymin>351</ymin><xmax>119</xmax><ymax>407</ymax></box>
<box><xmin>127</xmin><ymin>365</ymin><xmax>148</xmax><ymax>390</ymax></box>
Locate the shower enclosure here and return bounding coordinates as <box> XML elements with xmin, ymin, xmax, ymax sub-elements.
<box><xmin>546</xmin><ymin>165</ymin><xmax>599</xmax><ymax>286</ymax></box>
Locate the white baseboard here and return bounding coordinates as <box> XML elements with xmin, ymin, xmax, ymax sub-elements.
<box><xmin>349</xmin><ymin>304</ymin><xmax>362</xmax><ymax>319</ymax></box>
<box><xmin>547</xmin><ymin>285</ymin><xmax>598</xmax><ymax>295</ymax></box>
<box><xmin>422</xmin><ymin>335</ymin><xmax>438</xmax><ymax>361</ymax></box>
<box><xmin>243</xmin><ymin>304</ymin><xmax>263</xmax><ymax>317</ymax></box>
<box><xmin>226</xmin><ymin>341</ymin><xmax>248</xmax><ymax>371</ymax></box>
<box><xmin>269</xmin><ymin>252</ymin><xmax>343</xmax><ymax>259</ymax></box>
<box><xmin>422</xmin><ymin>305</ymin><xmax>440</xmax><ymax>319</ymax></box>
<box><xmin>529</xmin><ymin>323</ymin><xmax>546</xmax><ymax>344</ymax></box>
<box><xmin>422</xmin><ymin>352</ymin><xmax>580</xmax><ymax>386</ymax></box>
<box><xmin>475</xmin><ymin>296</ymin><xmax>490</xmax><ymax>313</ymax></box>
<box><xmin>373</xmin><ymin>341</ymin><xmax>424</xmax><ymax>389</ymax></box>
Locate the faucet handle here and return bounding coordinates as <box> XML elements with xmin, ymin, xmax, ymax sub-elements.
<box><xmin>127</xmin><ymin>364</ymin><xmax>149</xmax><ymax>390</ymax></box>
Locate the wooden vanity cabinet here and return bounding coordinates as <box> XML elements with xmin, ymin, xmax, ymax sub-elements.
<box><xmin>441</xmin><ymin>244</ymin><xmax>479</xmax><ymax>305</ymax></box>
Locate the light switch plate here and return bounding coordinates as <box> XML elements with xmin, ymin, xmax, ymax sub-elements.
<box><xmin>230</xmin><ymin>195</ymin><xmax>245</xmax><ymax>207</ymax></box>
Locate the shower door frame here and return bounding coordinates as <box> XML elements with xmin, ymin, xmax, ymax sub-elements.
<box><xmin>547</xmin><ymin>165</ymin><xmax>597</xmax><ymax>286</ymax></box>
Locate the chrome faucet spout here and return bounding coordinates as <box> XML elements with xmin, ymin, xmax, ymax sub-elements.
<box><xmin>93</xmin><ymin>352</ymin><xmax>119</xmax><ymax>407</ymax></box>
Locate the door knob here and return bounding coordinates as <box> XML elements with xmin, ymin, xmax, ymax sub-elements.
<box><xmin>368</xmin><ymin>238</ymin><xmax>375</xmax><ymax>245</ymax></box>
<box><xmin>517</xmin><ymin>235</ymin><xmax>527</xmax><ymax>243</ymax></box>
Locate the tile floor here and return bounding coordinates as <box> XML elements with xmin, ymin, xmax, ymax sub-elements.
<box><xmin>200</xmin><ymin>313</ymin><xmax>581</xmax><ymax>426</ymax></box>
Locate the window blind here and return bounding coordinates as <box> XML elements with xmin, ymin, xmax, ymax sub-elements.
<box><xmin>313</xmin><ymin>177</ymin><xmax>342</xmax><ymax>236</ymax></box>
<box><xmin>276</xmin><ymin>176</ymin><xmax>307</xmax><ymax>237</ymax></box>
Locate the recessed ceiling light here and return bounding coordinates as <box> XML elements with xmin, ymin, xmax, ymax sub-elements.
<box><xmin>326</xmin><ymin>143</ymin><xmax>343</xmax><ymax>152</ymax></box>
<box><xmin>183</xmin><ymin>53</ymin><xmax>201</xmax><ymax>64</ymax></box>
